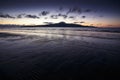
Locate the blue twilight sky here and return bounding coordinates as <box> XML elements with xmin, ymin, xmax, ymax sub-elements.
<box><xmin>0</xmin><ymin>0</ymin><xmax>120</xmax><ymax>27</ymax></box>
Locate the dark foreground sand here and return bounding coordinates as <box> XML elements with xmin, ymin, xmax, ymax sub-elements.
<box><xmin>0</xmin><ymin>31</ymin><xmax>120</xmax><ymax>80</ymax></box>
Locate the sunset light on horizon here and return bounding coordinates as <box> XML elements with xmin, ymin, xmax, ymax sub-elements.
<box><xmin>0</xmin><ymin>0</ymin><xmax>120</xmax><ymax>28</ymax></box>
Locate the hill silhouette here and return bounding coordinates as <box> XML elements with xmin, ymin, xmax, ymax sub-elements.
<box><xmin>23</xmin><ymin>22</ymin><xmax>95</xmax><ymax>28</ymax></box>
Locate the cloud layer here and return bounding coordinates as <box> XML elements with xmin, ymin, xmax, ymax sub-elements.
<box><xmin>0</xmin><ymin>7</ymin><xmax>96</xmax><ymax>21</ymax></box>
<box><xmin>0</xmin><ymin>13</ymin><xmax>15</xmax><ymax>18</ymax></box>
<box><xmin>25</xmin><ymin>14</ymin><xmax>39</xmax><ymax>19</ymax></box>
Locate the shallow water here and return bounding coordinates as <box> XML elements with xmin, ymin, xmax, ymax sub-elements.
<box><xmin>0</xmin><ymin>27</ymin><xmax>120</xmax><ymax>80</ymax></box>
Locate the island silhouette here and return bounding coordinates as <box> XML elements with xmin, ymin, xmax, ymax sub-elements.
<box><xmin>22</xmin><ymin>22</ymin><xmax>95</xmax><ymax>28</ymax></box>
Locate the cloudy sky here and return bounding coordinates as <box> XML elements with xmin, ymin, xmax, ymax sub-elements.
<box><xmin>0</xmin><ymin>0</ymin><xmax>120</xmax><ymax>27</ymax></box>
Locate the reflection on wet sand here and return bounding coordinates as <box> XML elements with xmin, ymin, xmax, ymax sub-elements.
<box><xmin>0</xmin><ymin>27</ymin><xmax>120</xmax><ymax>80</ymax></box>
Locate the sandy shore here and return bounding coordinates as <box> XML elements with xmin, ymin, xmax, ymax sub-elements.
<box><xmin>0</xmin><ymin>30</ymin><xmax>120</xmax><ymax>80</ymax></box>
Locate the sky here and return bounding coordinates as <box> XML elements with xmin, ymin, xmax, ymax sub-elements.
<box><xmin>0</xmin><ymin>0</ymin><xmax>120</xmax><ymax>27</ymax></box>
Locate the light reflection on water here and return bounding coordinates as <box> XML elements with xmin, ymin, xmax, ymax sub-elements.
<box><xmin>0</xmin><ymin>27</ymin><xmax>120</xmax><ymax>41</ymax></box>
<box><xmin>0</xmin><ymin>27</ymin><xmax>120</xmax><ymax>80</ymax></box>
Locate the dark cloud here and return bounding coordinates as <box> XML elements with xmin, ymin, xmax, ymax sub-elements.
<box><xmin>44</xmin><ymin>22</ymin><xmax>53</xmax><ymax>24</ymax></box>
<box><xmin>63</xmin><ymin>15</ymin><xmax>67</xmax><ymax>19</ymax></box>
<box><xmin>25</xmin><ymin>14</ymin><xmax>39</xmax><ymax>19</ymax></box>
<box><xmin>40</xmin><ymin>11</ymin><xmax>49</xmax><ymax>16</ymax></box>
<box><xmin>82</xmin><ymin>16</ymin><xmax>86</xmax><ymax>18</ymax></box>
<box><xmin>74</xmin><ymin>21</ymin><xmax>85</xmax><ymax>24</ymax></box>
<box><xmin>51</xmin><ymin>15</ymin><xmax>58</xmax><ymax>19</ymax></box>
<box><xmin>74</xmin><ymin>22</ymin><xmax>79</xmax><ymax>24</ymax></box>
<box><xmin>58</xmin><ymin>13</ymin><xmax>62</xmax><ymax>16</ymax></box>
<box><xmin>80</xmin><ymin>21</ymin><xmax>85</xmax><ymax>23</ymax></box>
<box><xmin>69</xmin><ymin>16</ymin><xmax>75</xmax><ymax>19</ymax></box>
<box><xmin>67</xmin><ymin>7</ymin><xmax>81</xmax><ymax>14</ymax></box>
<box><xmin>0</xmin><ymin>13</ymin><xmax>15</xmax><ymax>18</ymax></box>
<box><xmin>17</xmin><ymin>14</ymin><xmax>26</xmax><ymax>18</ymax></box>
<box><xmin>58</xmin><ymin>13</ymin><xmax>67</xmax><ymax>19</ymax></box>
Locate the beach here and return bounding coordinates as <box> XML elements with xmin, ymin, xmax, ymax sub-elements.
<box><xmin>0</xmin><ymin>27</ymin><xmax>120</xmax><ymax>80</ymax></box>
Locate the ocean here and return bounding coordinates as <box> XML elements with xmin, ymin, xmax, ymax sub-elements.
<box><xmin>0</xmin><ymin>26</ymin><xmax>120</xmax><ymax>80</ymax></box>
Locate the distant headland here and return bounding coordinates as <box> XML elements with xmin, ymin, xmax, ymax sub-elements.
<box><xmin>22</xmin><ymin>22</ymin><xmax>95</xmax><ymax>28</ymax></box>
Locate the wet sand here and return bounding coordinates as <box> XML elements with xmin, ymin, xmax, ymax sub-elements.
<box><xmin>0</xmin><ymin>31</ymin><xmax>120</xmax><ymax>80</ymax></box>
